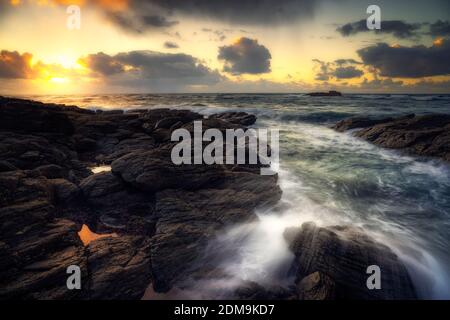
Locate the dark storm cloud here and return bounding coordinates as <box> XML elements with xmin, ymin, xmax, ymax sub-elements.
<box><xmin>3</xmin><ymin>0</ymin><xmax>317</xmax><ymax>25</ymax></box>
<box><xmin>312</xmin><ymin>59</ymin><xmax>332</xmax><ymax>81</ymax></box>
<box><xmin>79</xmin><ymin>52</ymin><xmax>126</xmax><ymax>76</ymax></box>
<box><xmin>80</xmin><ymin>50</ymin><xmax>222</xmax><ymax>85</ymax></box>
<box><xmin>218</xmin><ymin>37</ymin><xmax>271</xmax><ymax>75</ymax></box>
<box><xmin>135</xmin><ymin>0</ymin><xmax>319</xmax><ymax>25</ymax></box>
<box><xmin>66</xmin><ymin>0</ymin><xmax>321</xmax><ymax>34</ymax></box>
<box><xmin>360</xmin><ymin>77</ymin><xmax>404</xmax><ymax>89</ymax></box>
<box><xmin>164</xmin><ymin>41</ymin><xmax>179</xmax><ymax>49</ymax></box>
<box><xmin>0</xmin><ymin>50</ymin><xmax>35</xmax><ymax>79</ymax></box>
<box><xmin>313</xmin><ymin>58</ymin><xmax>363</xmax><ymax>80</ymax></box>
<box><xmin>334</xmin><ymin>66</ymin><xmax>364</xmax><ymax>79</ymax></box>
<box><xmin>106</xmin><ymin>12</ymin><xmax>179</xmax><ymax>34</ymax></box>
<box><xmin>429</xmin><ymin>20</ymin><xmax>450</xmax><ymax>37</ymax></box>
<box><xmin>336</xmin><ymin>20</ymin><xmax>422</xmax><ymax>39</ymax></box>
<box><xmin>357</xmin><ymin>39</ymin><xmax>450</xmax><ymax>78</ymax></box>
<box><xmin>334</xmin><ymin>59</ymin><xmax>362</xmax><ymax>66</ymax></box>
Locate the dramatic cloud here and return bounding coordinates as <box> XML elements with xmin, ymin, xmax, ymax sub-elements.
<box><xmin>357</xmin><ymin>39</ymin><xmax>450</xmax><ymax>78</ymax></box>
<box><xmin>126</xmin><ymin>0</ymin><xmax>319</xmax><ymax>26</ymax></box>
<box><xmin>355</xmin><ymin>77</ymin><xmax>450</xmax><ymax>93</ymax></box>
<box><xmin>5</xmin><ymin>0</ymin><xmax>316</xmax><ymax>33</ymax></box>
<box><xmin>312</xmin><ymin>59</ymin><xmax>332</xmax><ymax>81</ymax></box>
<box><xmin>429</xmin><ymin>20</ymin><xmax>450</xmax><ymax>37</ymax></box>
<box><xmin>79</xmin><ymin>52</ymin><xmax>127</xmax><ymax>76</ymax></box>
<box><xmin>359</xmin><ymin>77</ymin><xmax>404</xmax><ymax>90</ymax></box>
<box><xmin>0</xmin><ymin>50</ymin><xmax>34</xmax><ymax>79</ymax></box>
<box><xmin>0</xmin><ymin>0</ymin><xmax>318</xmax><ymax>33</ymax></box>
<box><xmin>218</xmin><ymin>37</ymin><xmax>271</xmax><ymax>75</ymax></box>
<box><xmin>164</xmin><ymin>41</ymin><xmax>179</xmax><ymax>49</ymax></box>
<box><xmin>0</xmin><ymin>50</ymin><xmax>79</xmax><ymax>82</ymax></box>
<box><xmin>334</xmin><ymin>58</ymin><xmax>362</xmax><ymax>66</ymax></box>
<box><xmin>337</xmin><ymin>20</ymin><xmax>422</xmax><ymax>39</ymax></box>
<box><xmin>313</xmin><ymin>58</ymin><xmax>364</xmax><ymax>80</ymax></box>
<box><xmin>79</xmin><ymin>50</ymin><xmax>223</xmax><ymax>89</ymax></box>
<box><xmin>106</xmin><ymin>12</ymin><xmax>179</xmax><ymax>34</ymax></box>
<box><xmin>333</xmin><ymin>66</ymin><xmax>364</xmax><ymax>79</ymax></box>
<box><xmin>0</xmin><ymin>47</ymin><xmax>224</xmax><ymax>92</ymax></box>
<box><xmin>70</xmin><ymin>1</ymin><xmax>320</xmax><ymax>34</ymax></box>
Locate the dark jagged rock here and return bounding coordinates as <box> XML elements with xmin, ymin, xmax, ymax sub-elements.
<box><xmin>80</xmin><ymin>172</ymin><xmax>124</xmax><ymax>200</ymax></box>
<box><xmin>1</xmin><ymin>96</ymin><xmax>418</xmax><ymax>301</ymax></box>
<box><xmin>0</xmin><ymin>219</ymin><xmax>87</xmax><ymax>300</ymax></box>
<box><xmin>79</xmin><ymin>172</ymin><xmax>155</xmax><ymax>232</ymax></box>
<box><xmin>210</xmin><ymin>112</ymin><xmax>257</xmax><ymax>126</ymax></box>
<box><xmin>333</xmin><ymin>114</ymin><xmax>450</xmax><ymax>161</ymax></box>
<box><xmin>0</xmin><ymin>170</ymin><xmax>54</xmax><ymax>237</ymax></box>
<box><xmin>0</xmin><ymin>98</ymin><xmax>75</xmax><ymax>135</ymax></box>
<box><xmin>0</xmin><ymin>161</ymin><xmax>17</xmax><ymax>172</ymax></box>
<box><xmin>155</xmin><ymin>117</ymin><xmax>185</xmax><ymax>129</ymax></box>
<box><xmin>0</xmin><ymin>132</ymin><xmax>70</xmax><ymax>170</ymax></box>
<box><xmin>0</xmin><ymin>218</ymin><xmax>152</xmax><ymax>300</ymax></box>
<box><xmin>141</xmin><ymin>108</ymin><xmax>203</xmax><ymax>134</ymax></box>
<box><xmin>234</xmin><ymin>281</ymin><xmax>294</xmax><ymax>300</ymax></box>
<box><xmin>284</xmin><ymin>222</ymin><xmax>417</xmax><ymax>300</ymax></box>
<box><xmin>151</xmin><ymin>172</ymin><xmax>281</xmax><ymax>291</ymax></box>
<box><xmin>333</xmin><ymin>116</ymin><xmax>397</xmax><ymax>132</ymax></box>
<box><xmin>86</xmin><ymin>235</ymin><xmax>152</xmax><ymax>300</ymax></box>
<box><xmin>0</xmin><ymin>167</ymin><xmax>152</xmax><ymax>300</ymax></box>
<box><xmin>111</xmin><ymin>147</ymin><xmax>226</xmax><ymax>193</ymax></box>
<box><xmin>0</xmin><ymin>132</ymin><xmax>90</xmax><ymax>183</ymax></box>
<box><xmin>0</xmin><ymin>97</ymin><xmax>274</xmax><ymax>300</ymax></box>
<box><xmin>181</xmin><ymin>117</ymin><xmax>243</xmax><ymax>133</ymax></box>
<box><xmin>74</xmin><ymin>137</ymin><xmax>97</xmax><ymax>152</ymax></box>
<box><xmin>34</xmin><ymin>164</ymin><xmax>65</xmax><ymax>179</ymax></box>
<box><xmin>48</xmin><ymin>179</ymin><xmax>80</xmax><ymax>203</ymax></box>
<box><xmin>296</xmin><ymin>271</ymin><xmax>335</xmax><ymax>300</ymax></box>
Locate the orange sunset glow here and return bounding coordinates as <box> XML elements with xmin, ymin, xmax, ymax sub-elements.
<box><xmin>1</xmin><ymin>0</ymin><xmax>450</xmax><ymax>303</ymax></box>
<box><xmin>0</xmin><ymin>0</ymin><xmax>449</xmax><ymax>94</ymax></box>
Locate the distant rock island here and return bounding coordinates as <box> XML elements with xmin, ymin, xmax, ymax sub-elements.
<box><xmin>307</xmin><ymin>90</ymin><xmax>342</xmax><ymax>97</ymax></box>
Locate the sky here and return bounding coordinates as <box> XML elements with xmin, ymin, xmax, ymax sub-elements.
<box><xmin>0</xmin><ymin>0</ymin><xmax>449</xmax><ymax>94</ymax></box>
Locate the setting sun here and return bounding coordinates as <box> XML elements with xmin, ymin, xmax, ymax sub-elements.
<box><xmin>56</xmin><ymin>55</ymin><xmax>81</xmax><ymax>69</ymax></box>
<box><xmin>49</xmin><ymin>76</ymin><xmax>68</xmax><ymax>83</ymax></box>
<box><xmin>0</xmin><ymin>0</ymin><xmax>450</xmax><ymax>304</ymax></box>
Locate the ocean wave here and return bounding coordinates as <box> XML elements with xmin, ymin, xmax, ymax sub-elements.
<box><xmin>350</xmin><ymin>94</ymin><xmax>450</xmax><ymax>102</ymax></box>
<box><xmin>411</xmin><ymin>95</ymin><xmax>450</xmax><ymax>101</ymax></box>
<box><xmin>351</xmin><ymin>94</ymin><xmax>392</xmax><ymax>100</ymax></box>
<box><xmin>403</xmin><ymin>160</ymin><xmax>450</xmax><ymax>182</ymax></box>
<box><xmin>278</xmin><ymin>111</ymin><xmax>353</xmax><ymax>123</ymax></box>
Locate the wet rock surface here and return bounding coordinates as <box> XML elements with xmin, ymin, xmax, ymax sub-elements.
<box><xmin>0</xmin><ymin>96</ymin><xmax>278</xmax><ymax>299</ymax></box>
<box><xmin>284</xmin><ymin>222</ymin><xmax>416</xmax><ymax>300</ymax></box>
<box><xmin>151</xmin><ymin>172</ymin><xmax>281</xmax><ymax>292</ymax></box>
<box><xmin>0</xmin><ymin>96</ymin><xmax>418</xmax><ymax>300</ymax></box>
<box><xmin>333</xmin><ymin>113</ymin><xmax>450</xmax><ymax>161</ymax></box>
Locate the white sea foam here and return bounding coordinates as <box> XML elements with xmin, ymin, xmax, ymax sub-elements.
<box><xmin>202</xmin><ymin>122</ymin><xmax>450</xmax><ymax>299</ymax></box>
<box><xmin>23</xmin><ymin>93</ymin><xmax>450</xmax><ymax>299</ymax></box>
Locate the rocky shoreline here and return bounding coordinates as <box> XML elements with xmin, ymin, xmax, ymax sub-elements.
<box><xmin>0</xmin><ymin>97</ymin><xmax>417</xmax><ymax>300</ymax></box>
<box><xmin>333</xmin><ymin>113</ymin><xmax>450</xmax><ymax>162</ymax></box>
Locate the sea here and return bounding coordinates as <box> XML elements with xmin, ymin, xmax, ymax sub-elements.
<box><xmin>20</xmin><ymin>93</ymin><xmax>450</xmax><ymax>299</ymax></box>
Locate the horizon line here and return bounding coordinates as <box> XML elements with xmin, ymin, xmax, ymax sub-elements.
<box><xmin>3</xmin><ymin>92</ymin><xmax>450</xmax><ymax>97</ymax></box>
